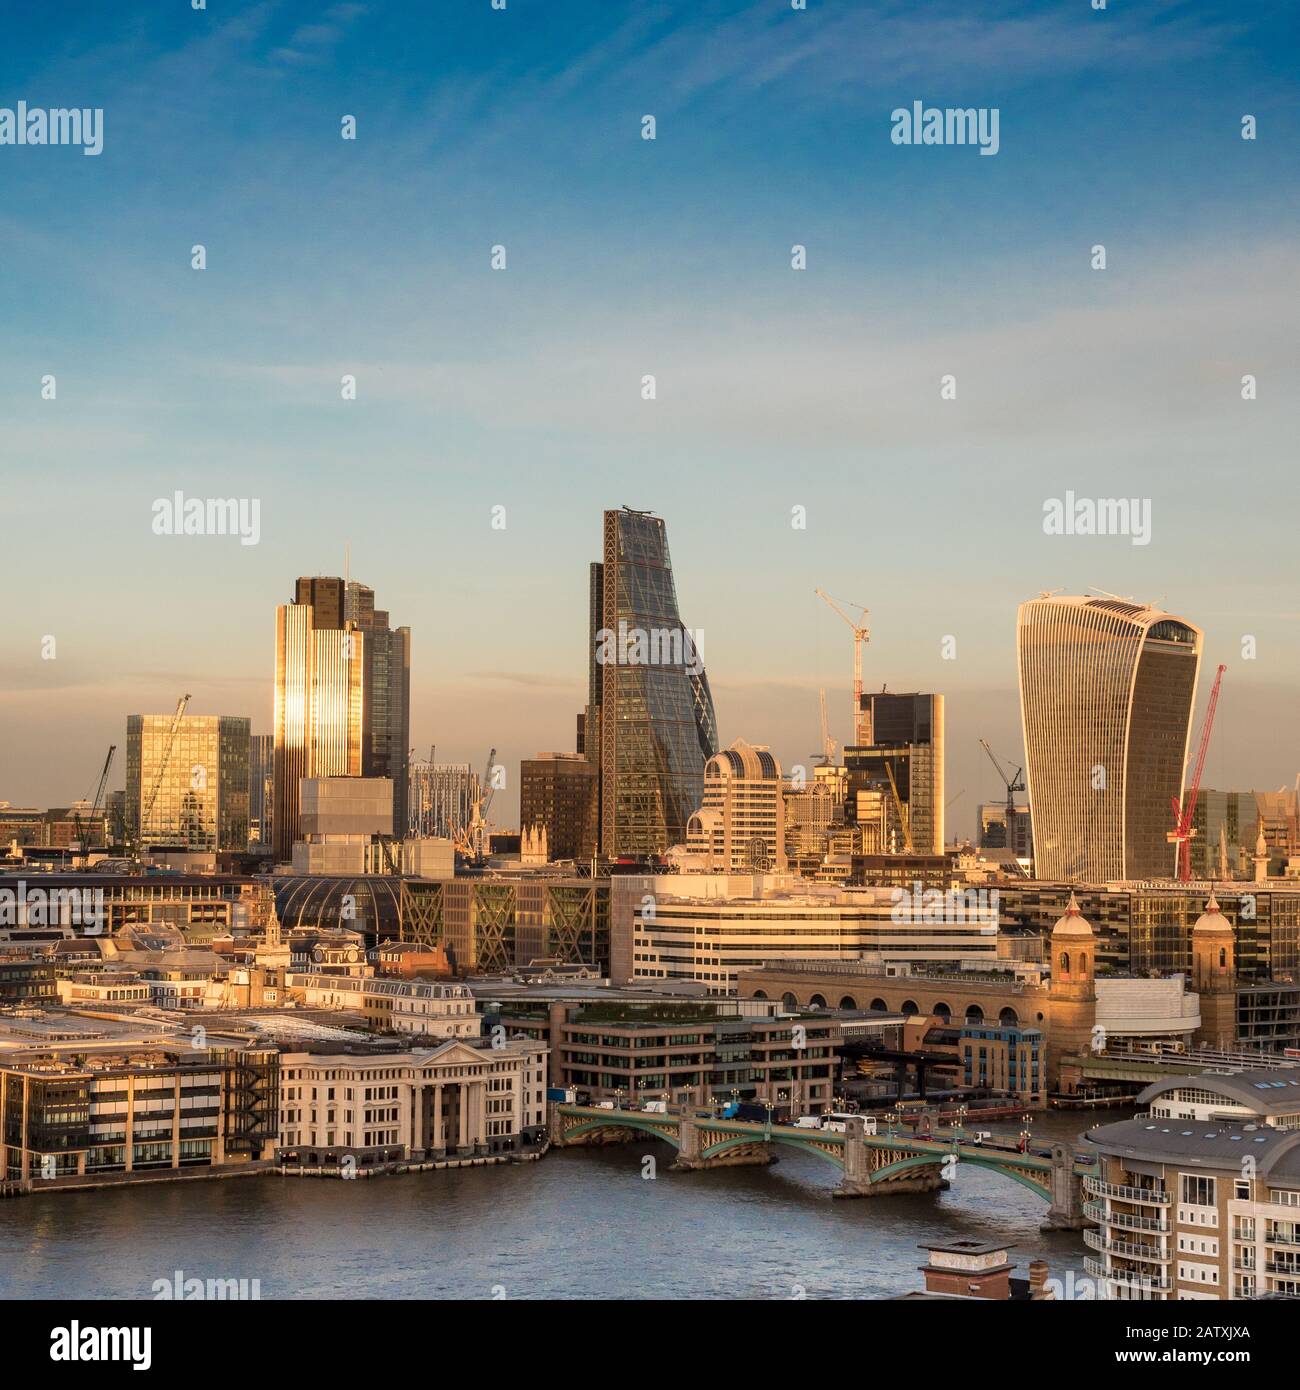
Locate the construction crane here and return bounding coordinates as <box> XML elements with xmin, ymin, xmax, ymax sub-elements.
<box><xmin>814</xmin><ymin>589</ymin><xmax>870</xmax><ymax>744</ymax></box>
<box><xmin>882</xmin><ymin>759</ymin><xmax>913</xmax><ymax>853</ymax></box>
<box><xmin>1168</xmin><ymin>664</ymin><xmax>1226</xmax><ymax>881</ymax></box>
<box><xmin>817</xmin><ymin>688</ymin><xmax>837</xmax><ymax>766</ymax></box>
<box><xmin>979</xmin><ymin>739</ymin><xmax>1026</xmax><ymax>822</ymax></box>
<box><xmin>72</xmin><ymin>744</ymin><xmax>117</xmax><ymax>856</ymax></box>
<box><xmin>140</xmin><ymin>693</ymin><xmax>191</xmax><ymax>846</ymax></box>
<box><xmin>460</xmin><ymin>747</ymin><xmax>498</xmax><ymax>867</ymax></box>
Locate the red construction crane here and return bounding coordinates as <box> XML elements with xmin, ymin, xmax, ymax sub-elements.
<box><xmin>1168</xmin><ymin>664</ymin><xmax>1226</xmax><ymax>881</ymax></box>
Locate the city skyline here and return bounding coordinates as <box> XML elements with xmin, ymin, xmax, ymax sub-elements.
<box><xmin>5</xmin><ymin>0</ymin><xmax>1298</xmax><ymax>831</ymax></box>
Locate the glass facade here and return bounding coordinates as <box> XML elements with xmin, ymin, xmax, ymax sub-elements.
<box><xmin>587</xmin><ymin>509</ymin><xmax>718</xmax><ymax>859</ymax></box>
<box><xmin>125</xmin><ymin>714</ymin><xmax>250</xmax><ymax>850</ymax></box>
<box><xmin>1017</xmin><ymin>596</ymin><xmax>1201</xmax><ymax>881</ymax></box>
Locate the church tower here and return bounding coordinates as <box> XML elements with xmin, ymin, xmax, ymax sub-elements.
<box><xmin>1046</xmin><ymin>892</ymin><xmax>1097</xmax><ymax>1094</ymax></box>
<box><xmin>1254</xmin><ymin>827</ymin><xmax>1270</xmax><ymax>884</ymax></box>
<box><xmin>1191</xmin><ymin>893</ymin><xmax>1237</xmax><ymax>1051</ymax></box>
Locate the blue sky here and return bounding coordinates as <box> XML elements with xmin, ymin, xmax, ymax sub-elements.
<box><xmin>3</xmin><ymin>0</ymin><xmax>1298</xmax><ymax>832</ymax></box>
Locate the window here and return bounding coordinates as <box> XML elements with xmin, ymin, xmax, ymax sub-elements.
<box><xmin>1182</xmin><ymin>1175</ymin><xmax>1216</xmax><ymax>1207</ymax></box>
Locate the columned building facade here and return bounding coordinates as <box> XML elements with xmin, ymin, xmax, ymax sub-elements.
<box><xmin>278</xmin><ymin>1037</ymin><xmax>548</xmax><ymax>1167</ymax></box>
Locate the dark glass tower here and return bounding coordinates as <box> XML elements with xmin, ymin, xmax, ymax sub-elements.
<box><xmin>585</xmin><ymin>509</ymin><xmax>718</xmax><ymax>859</ymax></box>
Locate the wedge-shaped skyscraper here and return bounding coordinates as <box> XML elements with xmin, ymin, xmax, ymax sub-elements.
<box><xmin>1017</xmin><ymin>595</ymin><xmax>1202</xmax><ymax>882</ymax></box>
<box><xmin>585</xmin><ymin>508</ymin><xmax>717</xmax><ymax>859</ymax></box>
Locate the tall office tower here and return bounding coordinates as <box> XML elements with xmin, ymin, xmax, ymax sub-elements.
<box><xmin>520</xmin><ymin>753</ymin><xmax>599</xmax><ymax>861</ymax></box>
<box><xmin>126</xmin><ymin>714</ymin><xmax>251</xmax><ymax>850</ymax></box>
<box><xmin>408</xmin><ymin>762</ymin><xmax>481</xmax><ymax>840</ymax></box>
<box><xmin>1017</xmin><ymin>595</ymin><xmax>1202</xmax><ymax>883</ymax></box>
<box><xmin>978</xmin><ymin>802</ymin><xmax>1034</xmax><ymax>859</ymax></box>
<box><xmin>684</xmin><ymin>739</ymin><xmax>787</xmax><ymax>872</ymax></box>
<box><xmin>273</xmin><ymin>575</ymin><xmax>410</xmax><ymax>860</ymax></box>
<box><xmin>584</xmin><ymin>508</ymin><xmax>718</xmax><ymax>859</ymax></box>
<box><xmin>248</xmin><ymin>734</ymin><xmax>274</xmax><ymax>850</ymax></box>
<box><xmin>844</xmin><ymin>692</ymin><xmax>945</xmax><ymax>855</ymax></box>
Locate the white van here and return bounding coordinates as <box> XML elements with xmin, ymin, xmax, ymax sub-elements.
<box><xmin>793</xmin><ymin>1115</ymin><xmax>822</xmax><ymax>1130</ymax></box>
<box><xmin>641</xmin><ymin>1101</ymin><xmax>668</xmax><ymax>1114</ymax></box>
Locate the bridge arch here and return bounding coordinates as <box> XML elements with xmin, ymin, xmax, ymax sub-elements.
<box><xmin>870</xmin><ymin>1151</ymin><xmax>1051</xmax><ymax>1200</ymax></box>
<box><xmin>703</xmin><ymin>1132</ymin><xmax>845</xmax><ymax>1169</ymax></box>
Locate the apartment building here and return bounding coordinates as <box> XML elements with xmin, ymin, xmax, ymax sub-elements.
<box><xmin>1082</xmin><ymin>1070</ymin><xmax>1300</xmax><ymax>1299</ymax></box>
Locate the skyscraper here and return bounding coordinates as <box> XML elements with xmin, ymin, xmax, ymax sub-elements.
<box><xmin>407</xmin><ymin>760</ymin><xmax>481</xmax><ymax>840</ymax></box>
<box><xmin>845</xmin><ymin>691</ymin><xmax>945</xmax><ymax>855</ymax></box>
<box><xmin>248</xmin><ymin>734</ymin><xmax>273</xmax><ymax>850</ymax></box>
<box><xmin>273</xmin><ymin>576</ymin><xmax>410</xmax><ymax>860</ymax></box>
<box><xmin>1017</xmin><ymin>594</ymin><xmax>1202</xmax><ymax>882</ymax></box>
<box><xmin>126</xmin><ymin>713</ymin><xmax>250</xmax><ymax>850</ymax></box>
<box><xmin>585</xmin><ymin>508</ymin><xmax>718</xmax><ymax>859</ymax></box>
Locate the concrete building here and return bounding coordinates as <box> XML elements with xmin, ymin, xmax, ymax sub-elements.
<box><xmin>1083</xmin><ymin>1071</ymin><xmax>1300</xmax><ymax>1299</ymax></box>
<box><xmin>493</xmin><ymin>996</ymin><xmax>839</xmax><ymax>1112</ymax></box>
<box><xmin>277</xmin><ymin>1036</ymin><xmax>548</xmax><ymax>1167</ymax></box>
<box><xmin>126</xmin><ymin>713</ymin><xmax>251</xmax><ymax>850</ymax></box>
<box><xmin>613</xmin><ymin>873</ymin><xmax>1000</xmax><ymax>994</ymax></box>
<box><xmin>1017</xmin><ymin>594</ymin><xmax>1202</xmax><ymax>882</ymax></box>
<box><xmin>678</xmin><ymin>739</ymin><xmax>787</xmax><ymax>873</ymax></box>
<box><xmin>286</xmin><ymin>973</ymin><xmax>481</xmax><ymax>1037</ymax></box>
<box><xmin>519</xmin><ymin>753</ymin><xmax>598</xmax><ymax>862</ymax></box>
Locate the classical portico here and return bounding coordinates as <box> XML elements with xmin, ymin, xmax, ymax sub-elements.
<box><xmin>277</xmin><ymin>1036</ymin><xmax>548</xmax><ymax>1172</ymax></box>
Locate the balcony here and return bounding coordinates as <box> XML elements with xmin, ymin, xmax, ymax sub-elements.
<box><xmin>1083</xmin><ymin>1229</ymin><xmax>1170</xmax><ymax>1263</ymax></box>
<box><xmin>1083</xmin><ymin>1200</ymin><xmax>1169</xmax><ymax>1233</ymax></box>
<box><xmin>1083</xmin><ymin>1176</ymin><xmax>1170</xmax><ymax>1205</ymax></box>
<box><xmin>1084</xmin><ymin>1257</ymin><xmax>1172</xmax><ymax>1292</ymax></box>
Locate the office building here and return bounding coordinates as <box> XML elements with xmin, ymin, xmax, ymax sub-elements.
<box><xmin>1017</xmin><ymin>595</ymin><xmax>1202</xmax><ymax>881</ymax></box>
<box><xmin>273</xmin><ymin>575</ymin><xmax>410</xmax><ymax>859</ymax></box>
<box><xmin>845</xmin><ymin>691</ymin><xmax>944</xmax><ymax>856</ymax></box>
<box><xmin>679</xmin><ymin>739</ymin><xmax>787</xmax><ymax>873</ymax></box>
<box><xmin>248</xmin><ymin>733</ymin><xmax>273</xmax><ymax>850</ymax></box>
<box><xmin>0</xmin><ymin>1046</ymin><xmax>278</xmax><ymax>1182</ymax></box>
<box><xmin>584</xmin><ymin>508</ymin><xmax>718</xmax><ymax>859</ymax></box>
<box><xmin>407</xmin><ymin>761</ymin><xmax>480</xmax><ymax>840</ymax></box>
<box><xmin>277</xmin><ymin>1035</ymin><xmax>548</xmax><ymax>1167</ymax></box>
<box><xmin>613</xmin><ymin>873</ymin><xmax>998</xmax><ymax>994</ymax></box>
<box><xmin>495</xmin><ymin>997</ymin><xmax>840</xmax><ymax>1112</ymax></box>
<box><xmin>125</xmin><ymin>713</ymin><xmax>251</xmax><ymax>850</ymax></box>
<box><xmin>978</xmin><ymin>802</ymin><xmax>1033</xmax><ymax>859</ymax></box>
<box><xmin>520</xmin><ymin>753</ymin><xmax>598</xmax><ymax>862</ymax></box>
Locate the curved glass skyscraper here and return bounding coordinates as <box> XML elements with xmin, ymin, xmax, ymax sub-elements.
<box><xmin>585</xmin><ymin>508</ymin><xmax>718</xmax><ymax>859</ymax></box>
<box><xmin>1017</xmin><ymin>595</ymin><xmax>1202</xmax><ymax>882</ymax></box>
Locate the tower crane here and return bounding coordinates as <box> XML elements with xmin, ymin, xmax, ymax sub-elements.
<box><xmin>72</xmin><ymin>744</ymin><xmax>117</xmax><ymax>855</ymax></box>
<box><xmin>882</xmin><ymin>759</ymin><xmax>913</xmax><ymax>853</ymax></box>
<box><xmin>814</xmin><ymin>589</ymin><xmax>870</xmax><ymax>744</ymax></box>
<box><xmin>140</xmin><ymin>693</ymin><xmax>191</xmax><ymax>846</ymax></box>
<box><xmin>1169</xmin><ymin>664</ymin><xmax>1226</xmax><ymax>881</ymax></box>
<box><xmin>462</xmin><ymin>747</ymin><xmax>498</xmax><ymax>867</ymax></box>
<box><xmin>817</xmin><ymin>688</ymin><xmax>837</xmax><ymax>766</ymax></box>
<box><xmin>979</xmin><ymin>740</ymin><xmax>1026</xmax><ymax>822</ymax></box>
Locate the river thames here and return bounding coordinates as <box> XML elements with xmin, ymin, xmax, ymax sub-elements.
<box><xmin>0</xmin><ymin>1111</ymin><xmax>1115</xmax><ymax>1300</ymax></box>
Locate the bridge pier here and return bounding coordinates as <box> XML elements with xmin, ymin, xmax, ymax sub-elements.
<box><xmin>670</xmin><ymin>1116</ymin><xmax>774</xmax><ymax>1171</ymax></box>
<box><xmin>834</xmin><ymin>1117</ymin><xmax>945</xmax><ymax>1199</ymax></box>
<box><xmin>1041</xmin><ymin>1142</ymin><xmax>1086</xmax><ymax>1231</ymax></box>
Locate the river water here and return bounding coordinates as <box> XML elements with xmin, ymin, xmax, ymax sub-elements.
<box><xmin>0</xmin><ymin>1110</ymin><xmax>1119</xmax><ymax>1300</ymax></box>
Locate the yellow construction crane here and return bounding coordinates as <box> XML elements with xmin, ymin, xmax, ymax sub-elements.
<box><xmin>814</xmin><ymin>589</ymin><xmax>870</xmax><ymax>744</ymax></box>
<box><xmin>818</xmin><ymin>688</ymin><xmax>837</xmax><ymax>765</ymax></box>
<box><xmin>882</xmin><ymin>759</ymin><xmax>913</xmax><ymax>853</ymax></box>
<box><xmin>140</xmin><ymin>693</ymin><xmax>191</xmax><ymax>845</ymax></box>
